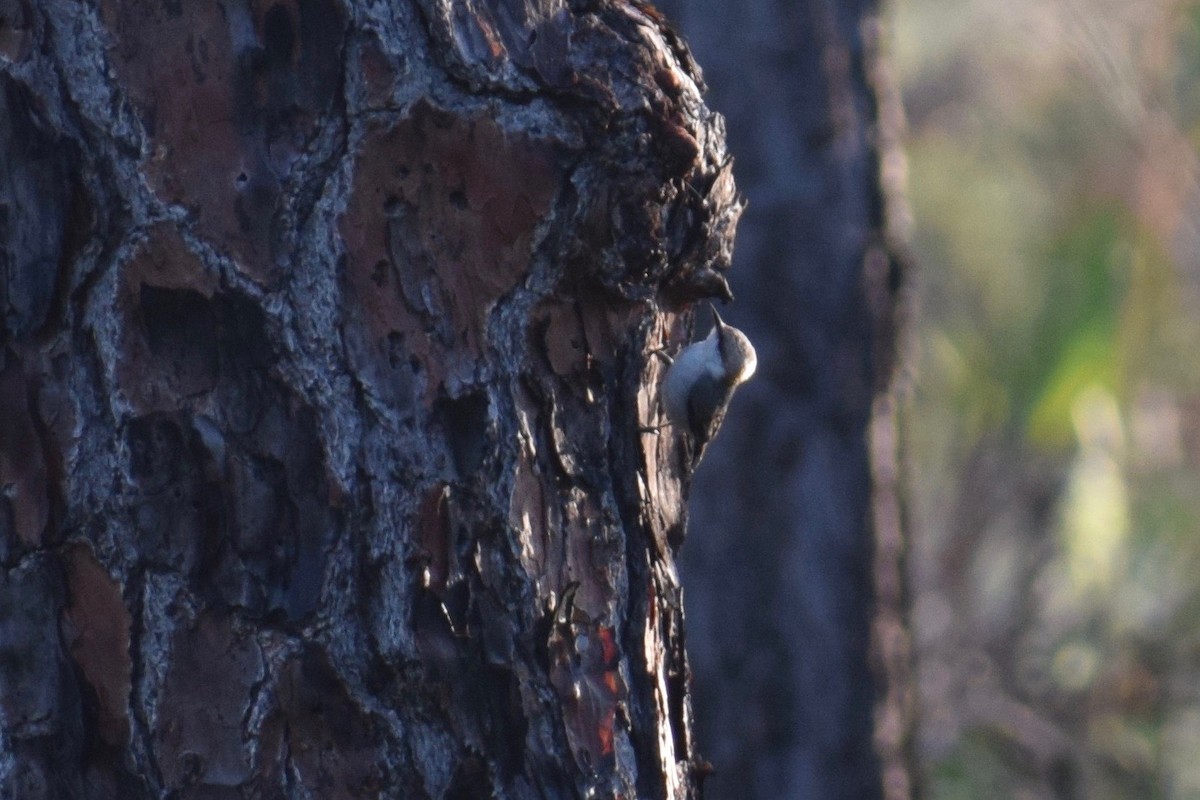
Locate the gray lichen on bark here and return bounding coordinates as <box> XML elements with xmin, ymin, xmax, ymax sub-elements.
<box><xmin>0</xmin><ymin>0</ymin><xmax>742</xmax><ymax>797</ymax></box>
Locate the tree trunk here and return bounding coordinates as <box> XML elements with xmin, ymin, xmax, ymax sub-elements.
<box><xmin>0</xmin><ymin>1</ymin><xmax>741</xmax><ymax>797</ymax></box>
<box><xmin>655</xmin><ymin>0</ymin><xmax>914</xmax><ymax>798</ymax></box>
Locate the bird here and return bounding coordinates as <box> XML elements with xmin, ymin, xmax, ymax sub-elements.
<box><xmin>658</xmin><ymin>306</ymin><xmax>757</xmax><ymax>465</ymax></box>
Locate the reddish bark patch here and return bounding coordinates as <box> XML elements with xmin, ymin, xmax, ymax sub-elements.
<box><xmin>549</xmin><ymin>614</ymin><xmax>628</xmax><ymax>770</ymax></box>
<box><xmin>121</xmin><ymin>223</ymin><xmax>218</xmax><ymax>297</ymax></box>
<box><xmin>533</xmin><ymin>292</ymin><xmax>640</xmax><ymax>384</ymax></box>
<box><xmin>61</xmin><ymin>544</ymin><xmax>132</xmax><ymax>747</ymax></box>
<box><xmin>272</xmin><ymin>646</ymin><xmax>382</xmax><ymax>796</ymax></box>
<box><xmin>356</xmin><ymin>32</ymin><xmax>398</xmax><ymax>110</ymax></box>
<box><xmin>155</xmin><ymin>612</ymin><xmax>263</xmax><ymax>791</ymax></box>
<box><xmin>100</xmin><ymin>0</ymin><xmax>344</xmax><ymax>283</ymax></box>
<box><xmin>114</xmin><ymin>225</ymin><xmax>219</xmax><ymax>412</ymax></box>
<box><xmin>450</xmin><ymin>2</ymin><xmax>508</xmax><ymax>69</ymax></box>
<box><xmin>339</xmin><ymin>101</ymin><xmax>559</xmax><ymax>398</ymax></box>
<box><xmin>536</xmin><ymin>299</ymin><xmax>587</xmax><ymax>379</ymax></box>
<box><xmin>0</xmin><ymin>351</ymin><xmax>48</xmax><ymax>547</ymax></box>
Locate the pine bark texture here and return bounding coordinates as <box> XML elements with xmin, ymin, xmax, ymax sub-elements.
<box><xmin>0</xmin><ymin>1</ymin><xmax>742</xmax><ymax>797</ymax></box>
<box><xmin>655</xmin><ymin>0</ymin><xmax>913</xmax><ymax>798</ymax></box>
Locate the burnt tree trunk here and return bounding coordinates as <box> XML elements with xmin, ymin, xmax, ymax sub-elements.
<box><xmin>656</xmin><ymin>0</ymin><xmax>914</xmax><ymax>798</ymax></box>
<box><xmin>0</xmin><ymin>1</ymin><xmax>742</xmax><ymax>797</ymax></box>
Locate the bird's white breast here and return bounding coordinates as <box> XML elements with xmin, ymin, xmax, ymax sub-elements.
<box><xmin>662</xmin><ymin>336</ymin><xmax>721</xmax><ymax>428</ymax></box>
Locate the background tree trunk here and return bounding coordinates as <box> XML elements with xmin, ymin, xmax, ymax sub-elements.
<box><xmin>654</xmin><ymin>0</ymin><xmax>914</xmax><ymax>798</ymax></box>
<box><xmin>0</xmin><ymin>1</ymin><xmax>742</xmax><ymax>797</ymax></box>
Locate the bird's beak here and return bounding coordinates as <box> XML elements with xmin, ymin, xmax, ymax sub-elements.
<box><xmin>709</xmin><ymin>305</ymin><xmax>726</xmax><ymax>341</ymax></box>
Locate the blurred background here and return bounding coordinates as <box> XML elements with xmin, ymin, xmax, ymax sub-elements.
<box><xmin>893</xmin><ymin>0</ymin><xmax>1200</xmax><ymax>796</ymax></box>
<box><xmin>656</xmin><ymin>0</ymin><xmax>1200</xmax><ymax>795</ymax></box>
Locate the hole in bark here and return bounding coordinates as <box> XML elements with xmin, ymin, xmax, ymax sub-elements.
<box><xmin>217</xmin><ymin>291</ymin><xmax>274</xmax><ymax>373</ymax></box>
<box><xmin>235</xmin><ymin>172</ymin><xmax>249</xmax><ymax>188</ymax></box>
<box><xmin>371</xmin><ymin>259</ymin><xmax>389</xmax><ymax>287</ymax></box>
<box><xmin>126</xmin><ymin>414</ymin><xmax>186</xmax><ymax>488</ymax></box>
<box><xmin>488</xmin><ymin>664</ymin><xmax>528</xmax><ymax>778</ymax></box>
<box><xmin>139</xmin><ymin>285</ymin><xmax>219</xmax><ymax>386</ymax></box>
<box><xmin>667</xmin><ymin>521</ymin><xmax>685</xmax><ymax>549</ymax></box>
<box><xmin>445</xmin><ymin>755</ymin><xmax>490</xmax><ymax>800</ymax></box>
<box><xmin>436</xmin><ymin>392</ymin><xmax>490</xmax><ymax>479</ymax></box>
<box><xmin>178</xmin><ymin>751</ymin><xmax>203</xmax><ymax>783</ymax></box>
<box><xmin>448</xmin><ymin>188</ymin><xmax>468</xmax><ymax>210</ymax></box>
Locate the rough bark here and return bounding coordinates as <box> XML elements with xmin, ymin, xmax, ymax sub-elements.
<box><xmin>0</xmin><ymin>1</ymin><xmax>741</xmax><ymax>797</ymax></box>
<box><xmin>655</xmin><ymin>0</ymin><xmax>914</xmax><ymax>798</ymax></box>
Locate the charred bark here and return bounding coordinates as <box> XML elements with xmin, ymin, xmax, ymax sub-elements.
<box><xmin>0</xmin><ymin>1</ymin><xmax>742</xmax><ymax>797</ymax></box>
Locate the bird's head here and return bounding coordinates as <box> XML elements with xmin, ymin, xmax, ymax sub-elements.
<box><xmin>710</xmin><ymin>308</ymin><xmax>757</xmax><ymax>384</ymax></box>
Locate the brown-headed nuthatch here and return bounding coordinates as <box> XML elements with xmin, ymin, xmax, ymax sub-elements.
<box><xmin>660</xmin><ymin>308</ymin><xmax>757</xmax><ymax>463</ymax></box>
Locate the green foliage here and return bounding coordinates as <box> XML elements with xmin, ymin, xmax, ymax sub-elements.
<box><xmin>895</xmin><ymin>0</ymin><xmax>1200</xmax><ymax>795</ymax></box>
<box><xmin>1024</xmin><ymin>207</ymin><xmax>1126</xmax><ymax>447</ymax></box>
